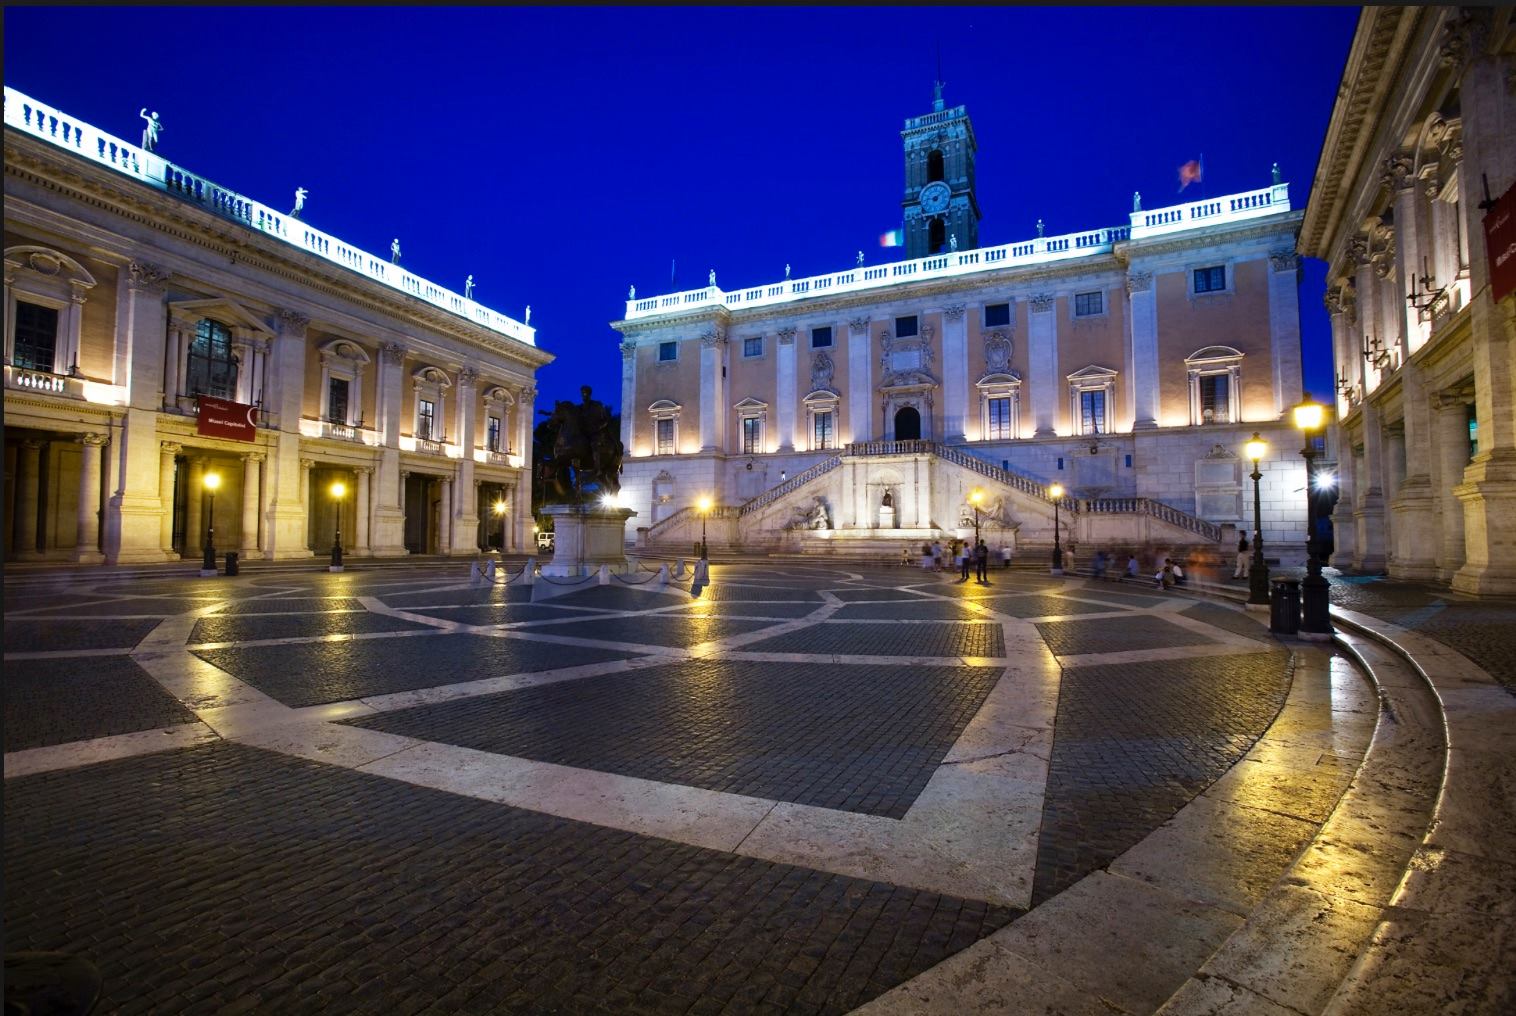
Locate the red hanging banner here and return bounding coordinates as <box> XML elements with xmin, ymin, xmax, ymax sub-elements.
<box><xmin>196</xmin><ymin>395</ymin><xmax>259</xmax><ymax>442</ymax></box>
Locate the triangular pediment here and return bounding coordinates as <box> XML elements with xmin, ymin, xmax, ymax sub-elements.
<box><xmin>167</xmin><ymin>297</ymin><xmax>275</xmax><ymax>336</ymax></box>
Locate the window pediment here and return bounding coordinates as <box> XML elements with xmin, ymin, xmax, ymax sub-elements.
<box><xmin>317</xmin><ymin>338</ymin><xmax>372</xmax><ymax>366</ymax></box>
<box><xmin>4</xmin><ymin>245</ymin><xmax>96</xmax><ymax>289</ymax></box>
<box><xmin>482</xmin><ymin>385</ymin><xmax>515</xmax><ymax>406</ymax></box>
<box><xmin>1067</xmin><ymin>364</ymin><xmax>1118</xmax><ymax>384</ymax></box>
<box><xmin>733</xmin><ymin>397</ymin><xmax>769</xmax><ymax>413</ymax></box>
<box><xmin>1186</xmin><ymin>345</ymin><xmax>1244</xmax><ymax>368</ymax></box>
<box><xmin>166</xmin><ymin>297</ymin><xmax>274</xmax><ymax>336</ymax></box>
<box><xmin>411</xmin><ymin>365</ymin><xmax>452</xmax><ymax>388</ymax></box>
<box><xmin>801</xmin><ymin>389</ymin><xmax>841</xmax><ymax>406</ymax></box>
<box><xmin>976</xmin><ymin>370</ymin><xmax>1021</xmax><ymax>389</ymax></box>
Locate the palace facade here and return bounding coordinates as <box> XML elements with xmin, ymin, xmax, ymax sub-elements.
<box><xmin>612</xmin><ymin>88</ymin><xmax>1316</xmax><ymax>561</ymax></box>
<box><xmin>4</xmin><ymin>88</ymin><xmax>548</xmax><ymax>566</ymax></box>
<box><xmin>1302</xmin><ymin>6</ymin><xmax>1516</xmax><ymax>593</ymax></box>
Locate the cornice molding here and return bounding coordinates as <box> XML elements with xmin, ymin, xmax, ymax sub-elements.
<box><xmin>4</xmin><ymin>133</ymin><xmax>553</xmax><ymax>370</ymax></box>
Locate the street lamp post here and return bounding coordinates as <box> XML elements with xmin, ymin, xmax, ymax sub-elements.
<box><xmin>493</xmin><ymin>498</ymin><xmax>507</xmax><ymax>553</ymax></box>
<box><xmin>1292</xmin><ymin>399</ymin><xmax>1332</xmax><ymax>636</ymax></box>
<box><xmin>1244</xmin><ymin>433</ymin><xmax>1270</xmax><ymax>606</ymax></box>
<box><xmin>968</xmin><ymin>488</ymin><xmax>984</xmax><ymax>546</ymax></box>
<box><xmin>201</xmin><ymin>472</ymin><xmax>221</xmax><ymax>576</ymax></box>
<box><xmin>1048</xmin><ymin>483</ymin><xmax>1064</xmax><ymax>573</ymax></box>
<box><xmin>696</xmin><ymin>495</ymin><xmax>712</xmax><ymax>560</ymax></box>
<box><xmin>329</xmin><ymin>480</ymin><xmax>346</xmax><ymax>571</ymax></box>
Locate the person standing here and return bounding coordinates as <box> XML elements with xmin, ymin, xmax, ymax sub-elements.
<box><xmin>975</xmin><ymin>540</ymin><xmax>990</xmax><ymax>584</ymax></box>
<box><xmin>1234</xmin><ymin>535</ymin><xmax>1251</xmax><ymax>578</ymax></box>
<box><xmin>958</xmin><ymin>541</ymin><xmax>971</xmax><ymax>582</ymax></box>
<box><xmin>932</xmin><ymin>540</ymin><xmax>943</xmax><ymax>572</ymax></box>
<box><xmin>1125</xmin><ymin>555</ymin><xmax>1139</xmax><ymax>581</ymax></box>
<box><xmin>1001</xmin><ymin>543</ymin><xmax>1012</xmax><ymax>569</ymax></box>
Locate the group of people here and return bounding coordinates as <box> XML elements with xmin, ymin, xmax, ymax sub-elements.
<box><xmin>913</xmin><ymin>539</ymin><xmax>1012</xmax><ymax>581</ymax></box>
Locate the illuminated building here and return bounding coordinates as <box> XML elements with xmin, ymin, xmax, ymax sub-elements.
<box><xmin>4</xmin><ymin>88</ymin><xmax>548</xmax><ymax>564</ymax></box>
<box><xmin>612</xmin><ymin>85</ymin><xmax>1314</xmax><ymax>558</ymax></box>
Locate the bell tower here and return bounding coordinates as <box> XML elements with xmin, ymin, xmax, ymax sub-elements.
<box><xmin>901</xmin><ymin>81</ymin><xmax>980</xmax><ymax>260</ymax></box>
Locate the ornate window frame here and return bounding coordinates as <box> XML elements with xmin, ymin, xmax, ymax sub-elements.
<box><xmin>482</xmin><ymin>385</ymin><xmax>516</xmax><ymax>453</ymax></box>
<box><xmin>1189</xmin><ymin>261</ymin><xmax>1234</xmax><ymax>299</ymax></box>
<box><xmin>976</xmin><ymin>371</ymin><xmax>1022</xmax><ymax>441</ymax></box>
<box><xmin>165</xmin><ymin>297</ymin><xmax>273</xmax><ymax>406</ymax></box>
<box><xmin>802</xmin><ymin>389</ymin><xmax>840</xmax><ymax>451</ymax></box>
<box><xmin>317</xmin><ymin>338</ymin><xmax>371</xmax><ymax>426</ymax></box>
<box><xmin>732</xmin><ymin>397</ymin><xmax>769</xmax><ymax>455</ymax></box>
<box><xmin>411</xmin><ymin>365</ymin><xmax>452</xmax><ymax>442</ymax></box>
<box><xmin>1066</xmin><ymin>364</ymin><xmax>1118</xmax><ymax>436</ymax></box>
<box><xmin>3</xmin><ymin>245</ymin><xmax>96</xmax><ymax>375</ymax></box>
<box><xmin>1185</xmin><ymin>345</ymin><xmax>1244</xmax><ymax>425</ymax></box>
<box><xmin>648</xmin><ymin>398</ymin><xmax>682</xmax><ymax>455</ymax></box>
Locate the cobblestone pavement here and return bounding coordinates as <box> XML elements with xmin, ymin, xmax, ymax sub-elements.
<box><xmin>3</xmin><ymin>563</ymin><xmax>1318</xmax><ymax>1013</ymax></box>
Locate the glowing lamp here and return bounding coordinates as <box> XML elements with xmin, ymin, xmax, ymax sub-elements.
<box><xmin>203</xmin><ymin>472</ymin><xmax>222</xmax><ymax>491</ymax></box>
<box><xmin>1244</xmin><ymin>436</ymin><xmax>1268</xmax><ymax>462</ymax></box>
<box><xmin>1047</xmin><ymin>483</ymin><xmax>1064</xmax><ymax>500</ymax></box>
<box><xmin>330</xmin><ymin>481</ymin><xmax>347</xmax><ymax>499</ymax></box>
<box><xmin>1291</xmin><ymin>399</ymin><xmax>1326</xmax><ymax>433</ymax></box>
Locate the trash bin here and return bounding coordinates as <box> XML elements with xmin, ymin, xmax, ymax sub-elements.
<box><xmin>224</xmin><ymin>551</ymin><xmax>239</xmax><ymax>576</ymax></box>
<box><xmin>1270</xmin><ymin>577</ymin><xmax>1299</xmax><ymax>635</ymax></box>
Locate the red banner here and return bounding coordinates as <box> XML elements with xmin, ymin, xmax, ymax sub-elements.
<box><xmin>196</xmin><ymin>395</ymin><xmax>259</xmax><ymax>442</ymax></box>
<box><xmin>1486</xmin><ymin>180</ymin><xmax>1516</xmax><ymax>305</ymax></box>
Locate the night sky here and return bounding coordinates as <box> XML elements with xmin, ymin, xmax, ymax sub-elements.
<box><xmin>4</xmin><ymin>6</ymin><xmax>1359</xmax><ymax>415</ymax></box>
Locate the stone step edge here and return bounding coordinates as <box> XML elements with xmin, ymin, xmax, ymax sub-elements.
<box><xmin>1153</xmin><ymin>613</ymin><xmax>1455</xmax><ymax>1015</ymax></box>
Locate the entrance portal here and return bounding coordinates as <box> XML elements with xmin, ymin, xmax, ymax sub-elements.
<box><xmin>894</xmin><ymin>406</ymin><xmax>922</xmax><ymax>441</ymax></box>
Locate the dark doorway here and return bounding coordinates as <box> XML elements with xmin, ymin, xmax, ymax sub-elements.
<box><xmin>894</xmin><ymin>406</ymin><xmax>922</xmax><ymax>441</ymax></box>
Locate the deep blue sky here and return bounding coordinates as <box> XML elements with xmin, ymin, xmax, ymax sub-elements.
<box><xmin>5</xmin><ymin>6</ymin><xmax>1358</xmax><ymax>414</ymax></box>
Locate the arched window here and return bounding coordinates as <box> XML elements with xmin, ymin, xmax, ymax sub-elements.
<box><xmin>185</xmin><ymin>319</ymin><xmax>237</xmax><ymax>399</ymax></box>
<box><xmin>928</xmin><ymin>217</ymin><xmax>947</xmax><ymax>254</ymax></box>
<box><xmin>927</xmin><ymin>149</ymin><xmax>945</xmax><ymax>183</ymax></box>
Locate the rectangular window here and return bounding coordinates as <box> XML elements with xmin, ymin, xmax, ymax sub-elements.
<box><xmin>1074</xmin><ymin>291</ymin><xmax>1104</xmax><ymax>316</ymax></box>
<box><xmin>327</xmin><ymin>377</ymin><xmax>350</xmax><ymax>423</ymax></box>
<box><xmin>487</xmin><ymin>415</ymin><xmax>502</xmax><ymax>452</ymax></box>
<box><xmin>810</xmin><ymin>326</ymin><xmax>832</xmax><ymax>348</ymax></box>
<box><xmin>656</xmin><ymin>418</ymin><xmax>675</xmax><ymax>455</ymax></box>
<box><xmin>417</xmin><ymin>399</ymin><xmax>435</xmax><ymax>440</ymax></box>
<box><xmin>1193</xmin><ymin>265</ymin><xmax>1227</xmax><ymax>293</ymax></box>
<box><xmin>12</xmin><ymin>302</ymin><xmax>59</xmax><ymax>372</ymax></box>
<box><xmin>983</xmin><ymin>303</ymin><xmax>1010</xmax><ymax>328</ymax></box>
<box><xmin>813</xmin><ymin>411</ymin><xmax>834</xmax><ymax>450</ymax></box>
<box><xmin>1079</xmin><ymin>390</ymin><xmax>1106</xmax><ymax>434</ymax></box>
<box><xmin>986</xmin><ymin>397</ymin><xmax>1012</xmax><ymax>440</ymax></box>
<box><xmin>742</xmin><ymin>417</ymin><xmax>761</xmax><ymax>454</ymax></box>
<box><xmin>895</xmin><ymin>315</ymin><xmax>918</xmax><ymax>338</ymax></box>
<box><xmin>658</xmin><ymin>340</ymin><xmax>678</xmax><ymax>362</ymax></box>
<box><xmin>743</xmin><ymin>336</ymin><xmax>762</xmax><ymax>357</ymax></box>
<box><xmin>1199</xmin><ymin>374</ymin><xmax>1229</xmax><ymax>422</ymax></box>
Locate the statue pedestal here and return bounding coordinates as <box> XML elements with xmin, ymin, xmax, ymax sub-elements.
<box><xmin>878</xmin><ymin>507</ymin><xmax>895</xmax><ymax>530</ymax></box>
<box><xmin>541</xmin><ymin>504</ymin><xmax>637</xmax><ymax>577</ymax></box>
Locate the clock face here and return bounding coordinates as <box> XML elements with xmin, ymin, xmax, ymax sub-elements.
<box><xmin>919</xmin><ymin>181</ymin><xmax>951</xmax><ymax>214</ymax></box>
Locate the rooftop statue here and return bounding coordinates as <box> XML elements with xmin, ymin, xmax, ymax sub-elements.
<box><xmin>291</xmin><ymin>187</ymin><xmax>308</xmax><ymax>219</ymax></box>
<box><xmin>1133</xmin><ymin>191</ymin><xmax>1142</xmax><ymax>212</ymax></box>
<box><xmin>539</xmin><ymin>385</ymin><xmax>624</xmax><ymax>504</ymax></box>
<box><xmin>628</xmin><ymin>284</ymin><xmax>636</xmax><ymax>299</ymax></box>
<box><xmin>949</xmin><ymin>234</ymin><xmax>958</xmax><ymax>252</ymax></box>
<box><xmin>465</xmin><ymin>274</ymin><xmax>474</xmax><ymax>299</ymax></box>
<box><xmin>709</xmin><ymin>269</ymin><xmax>717</xmax><ymax>287</ymax></box>
<box><xmin>525</xmin><ymin>305</ymin><xmax>531</xmax><ymax>325</ymax></box>
<box><xmin>138</xmin><ymin>109</ymin><xmax>162</xmax><ymax>152</ymax></box>
<box><xmin>390</xmin><ymin>238</ymin><xmax>402</xmax><ymax>265</ymax></box>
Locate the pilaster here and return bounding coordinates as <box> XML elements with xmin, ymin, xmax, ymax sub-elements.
<box><xmin>124</xmin><ymin>261</ymin><xmax>169</xmax><ymax>410</ymax></box>
<box><xmin>1267</xmin><ymin>251</ymin><xmax>1303</xmax><ymax>414</ymax></box>
<box><xmin>240</xmin><ymin>453</ymin><xmax>263</xmax><ymax>558</ymax></box>
<box><xmin>1028</xmin><ymin>293</ymin><xmax>1058</xmax><ymax>436</ymax></box>
<box><xmin>1354</xmin><ymin>400</ymin><xmax>1388</xmax><ymax>572</ymax></box>
<box><xmin>1389</xmin><ymin>363</ymin><xmax>1438</xmax><ymax>579</ymax></box>
<box><xmin>698</xmin><ymin>329</ymin><xmax>725</xmax><ymax>452</ymax></box>
<box><xmin>777</xmin><ymin>328</ymin><xmax>797</xmax><ymax>452</ymax></box>
<box><xmin>620</xmin><ymin>342</ymin><xmax>637</xmax><ymax>452</ymax></box>
<box><xmin>158</xmin><ymin>441</ymin><xmax>181</xmax><ymax>555</ymax></box>
<box><xmin>847</xmin><ymin>317</ymin><xmax>872</xmax><ymax>442</ymax></box>
<box><xmin>103</xmin><ymin>408</ymin><xmax>175</xmax><ymax>563</ymax></box>
<box><xmin>1126</xmin><ymin>272</ymin><xmax>1158</xmax><ymax>428</ymax></box>
<box><xmin>941</xmin><ymin>304</ymin><xmax>968</xmax><ymax>441</ymax></box>
<box><xmin>73</xmin><ymin>434</ymin><xmax>107</xmax><ymax>564</ymax></box>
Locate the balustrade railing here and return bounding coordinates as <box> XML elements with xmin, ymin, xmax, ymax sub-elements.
<box><xmin>416</xmin><ymin>437</ymin><xmax>447</xmax><ymax>456</ymax></box>
<box><xmin>5</xmin><ymin>87</ymin><xmax>535</xmax><ymax>347</ymax></box>
<box><xmin>737</xmin><ymin>456</ymin><xmax>843</xmax><ymax>516</ymax></box>
<box><xmin>1081</xmin><ymin>496</ymin><xmax>1222</xmax><ymax>542</ymax></box>
<box><xmin>623</xmin><ymin>182</ymin><xmax>1282</xmax><ymax>322</ymax></box>
<box><xmin>644</xmin><ymin>504</ymin><xmax>741</xmax><ymax>542</ymax></box>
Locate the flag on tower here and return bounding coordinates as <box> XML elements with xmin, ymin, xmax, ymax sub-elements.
<box><xmin>1178</xmin><ymin>156</ymin><xmax>1203</xmax><ymax>192</ymax></box>
<box><xmin>879</xmin><ymin>229</ymin><xmax>904</xmax><ymax>248</ymax></box>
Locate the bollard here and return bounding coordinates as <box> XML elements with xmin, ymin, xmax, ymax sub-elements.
<box><xmin>656</xmin><ymin>563</ymin><xmax>670</xmax><ymax>588</ymax></box>
<box><xmin>224</xmin><ymin>551</ymin><xmax>239</xmax><ymax>576</ymax></box>
<box><xmin>1269</xmin><ymin>578</ymin><xmax>1300</xmax><ymax>635</ymax></box>
<box><xmin>484</xmin><ymin>559</ymin><xmax>497</xmax><ymax>581</ymax></box>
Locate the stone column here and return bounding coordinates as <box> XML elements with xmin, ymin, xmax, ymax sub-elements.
<box><xmin>1267</xmin><ymin>251</ymin><xmax>1304</xmax><ymax>414</ymax></box>
<box><xmin>1390</xmin><ymin>363</ymin><xmax>1438</xmax><ymax>579</ymax></box>
<box><xmin>1386</xmin><ymin>153</ymin><xmax>1426</xmax><ymax>358</ymax></box>
<box><xmin>438</xmin><ymin>475</ymin><xmax>453</xmax><ymax>555</ymax></box>
<box><xmin>164</xmin><ymin>315</ymin><xmax>191</xmax><ymax>411</ymax></box>
<box><xmin>159</xmin><ymin>441</ymin><xmax>181</xmax><ymax>554</ymax></box>
<box><xmin>516</xmin><ymin>386</ymin><xmax>535</xmax><ymax>469</ymax></box>
<box><xmin>186</xmin><ymin>457</ymin><xmax>206</xmax><ymax>554</ymax></box>
<box><xmin>1449</xmin><ymin>10</ymin><xmax>1516</xmax><ymax>593</ymax></box>
<box><xmin>846</xmin><ymin>317</ymin><xmax>873</xmax><ymax>442</ymax></box>
<box><xmin>1327</xmin><ymin>426</ymin><xmax>1357</xmax><ymax>568</ymax></box>
<box><xmin>1127</xmin><ymin>272</ymin><xmax>1158</xmax><ymax>429</ymax></box>
<box><xmin>1354</xmin><ymin>401</ymin><xmax>1387</xmax><ymax>572</ymax></box>
<box><xmin>356</xmin><ymin>466</ymin><xmax>372</xmax><ymax>555</ymax></box>
<box><xmin>241</xmin><ymin>453</ymin><xmax>261</xmax><ymax>557</ymax></box>
<box><xmin>299</xmin><ymin>458</ymin><xmax>314</xmax><ymax>550</ymax></box>
<box><xmin>1028</xmin><ymin>293</ymin><xmax>1059</xmax><ymax>436</ymax></box>
<box><xmin>1432</xmin><ymin>394</ymin><xmax>1472</xmax><ymax>581</ymax></box>
<box><xmin>453</xmin><ymin>368</ymin><xmax>479</xmax><ymax>554</ymax></box>
<box><xmin>1383</xmin><ymin>423</ymin><xmax>1406</xmax><ymax>569</ymax></box>
<box><xmin>619</xmin><ymin>342</ymin><xmax>637</xmax><ymax>453</ymax></box>
<box><xmin>74</xmin><ymin>434</ymin><xmax>107</xmax><ymax>563</ymax></box>
<box><xmin>777</xmin><ymin>328</ymin><xmax>797</xmax><ymax>451</ymax></box>
<box><xmin>698</xmin><ymin>328</ymin><xmax>725</xmax><ymax>452</ymax></box>
<box><xmin>14</xmin><ymin>440</ymin><xmax>44</xmax><ymax>559</ymax></box>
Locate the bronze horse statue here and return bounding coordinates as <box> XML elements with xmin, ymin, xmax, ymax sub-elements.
<box><xmin>539</xmin><ymin>386</ymin><xmax>623</xmax><ymax>504</ymax></box>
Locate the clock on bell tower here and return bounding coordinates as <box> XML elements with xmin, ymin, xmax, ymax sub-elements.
<box><xmin>901</xmin><ymin>81</ymin><xmax>981</xmax><ymax>261</ymax></box>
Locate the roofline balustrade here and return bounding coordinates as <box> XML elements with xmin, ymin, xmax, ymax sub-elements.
<box><xmin>4</xmin><ymin>88</ymin><xmax>537</xmax><ymax>348</ymax></box>
<box><xmin>622</xmin><ymin>183</ymin><xmax>1291</xmax><ymax>322</ymax></box>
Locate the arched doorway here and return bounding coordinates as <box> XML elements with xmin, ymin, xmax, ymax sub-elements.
<box><xmin>928</xmin><ymin>217</ymin><xmax>947</xmax><ymax>254</ymax></box>
<box><xmin>894</xmin><ymin>406</ymin><xmax>922</xmax><ymax>441</ymax></box>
